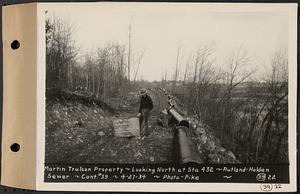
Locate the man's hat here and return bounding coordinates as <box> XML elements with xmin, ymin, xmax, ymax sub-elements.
<box><xmin>138</xmin><ymin>88</ymin><xmax>147</xmax><ymax>95</ymax></box>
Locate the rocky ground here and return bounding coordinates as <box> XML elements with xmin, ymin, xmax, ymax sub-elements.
<box><xmin>45</xmin><ymin>87</ymin><xmax>239</xmax><ymax>164</ymax></box>
<box><xmin>45</xmin><ymin>88</ymin><xmax>175</xmax><ymax>164</ymax></box>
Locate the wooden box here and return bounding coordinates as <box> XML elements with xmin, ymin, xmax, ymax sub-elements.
<box><xmin>113</xmin><ymin>117</ymin><xmax>140</xmax><ymax>137</ymax></box>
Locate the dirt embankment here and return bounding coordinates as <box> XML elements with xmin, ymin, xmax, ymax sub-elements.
<box><xmin>45</xmin><ymin>88</ymin><xmax>175</xmax><ymax>164</ymax></box>
<box><xmin>46</xmin><ymin>87</ymin><xmax>239</xmax><ymax>164</ymax></box>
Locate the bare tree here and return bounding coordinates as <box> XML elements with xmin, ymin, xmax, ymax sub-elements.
<box><xmin>183</xmin><ymin>57</ymin><xmax>190</xmax><ymax>84</ymax></box>
<box><xmin>46</xmin><ymin>15</ymin><xmax>79</xmax><ymax>90</ymax></box>
<box><xmin>186</xmin><ymin>45</ymin><xmax>215</xmax><ymax>117</ymax></box>
<box><xmin>133</xmin><ymin>49</ymin><xmax>145</xmax><ymax>85</ymax></box>
<box><xmin>169</xmin><ymin>45</ymin><xmax>288</xmax><ymax>163</ymax></box>
<box><xmin>127</xmin><ymin>19</ymin><xmax>132</xmax><ymax>85</ymax></box>
<box><xmin>217</xmin><ymin>48</ymin><xmax>254</xmax><ymax>137</ymax></box>
<box><xmin>172</xmin><ymin>46</ymin><xmax>181</xmax><ymax>92</ymax></box>
<box><xmin>257</xmin><ymin>50</ymin><xmax>288</xmax><ymax>162</ymax></box>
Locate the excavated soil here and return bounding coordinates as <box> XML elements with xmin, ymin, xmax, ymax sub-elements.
<box><xmin>45</xmin><ymin>88</ymin><xmax>175</xmax><ymax>164</ymax></box>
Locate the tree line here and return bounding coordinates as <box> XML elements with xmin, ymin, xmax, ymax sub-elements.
<box><xmin>164</xmin><ymin>45</ymin><xmax>288</xmax><ymax>163</ymax></box>
<box><xmin>46</xmin><ymin>15</ymin><xmax>145</xmax><ymax>99</ymax></box>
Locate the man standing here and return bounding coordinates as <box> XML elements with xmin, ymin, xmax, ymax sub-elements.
<box><xmin>137</xmin><ymin>88</ymin><xmax>153</xmax><ymax>136</ymax></box>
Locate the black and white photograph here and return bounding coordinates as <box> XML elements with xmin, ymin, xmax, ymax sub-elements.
<box><xmin>41</xmin><ymin>3</ymin><xmax>296</xmax><ymax>187</ymax></box>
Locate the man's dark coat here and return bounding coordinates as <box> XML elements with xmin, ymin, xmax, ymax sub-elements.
<box><xmin>139</xmin><ymin>94</ymin><xmax>153</xmax><ymax>113</ymax></box>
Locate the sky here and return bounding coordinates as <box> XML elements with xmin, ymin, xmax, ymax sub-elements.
<box><xmin>46</xmin><ymin>3</ymin><xmax>289</xmax><ymax>81</ymax></box>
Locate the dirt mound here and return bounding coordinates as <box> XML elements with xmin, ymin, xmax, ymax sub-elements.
<box><xmin>46</xmin><ymin>89</ymin><xmax>115</xmax><ymax>114</ymax></box>
<box><xmin>45</xmin><ymin>89</ymin><xmax>175</xmax><ymax>164</ymax></box>
<box><xmin>46</xmin><ymin>98</ymin><xmax>113</xmax><ymax>162</ymax></box>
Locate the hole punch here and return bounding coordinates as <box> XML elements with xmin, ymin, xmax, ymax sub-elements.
<box><xmin>11</xmin><ymin>40</ymin><xmax>20</xmax><ymax>50</ymax></box>
<box><xmin>10</xmin><ymin>143</ymin><xmax>20</xmax><ymax>152</ymax></box>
